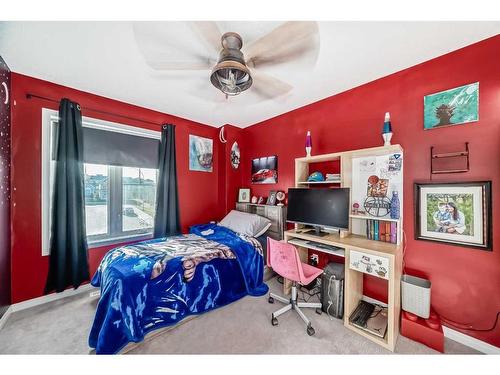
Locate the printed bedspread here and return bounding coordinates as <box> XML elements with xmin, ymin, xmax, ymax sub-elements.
<box><xmin>88</xmin><ymin>223</ymin><xmax>268</xmax><ymax>354</ymax></box>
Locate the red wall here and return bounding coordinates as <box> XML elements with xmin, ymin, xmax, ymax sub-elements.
<box><xmin>10</xmin><ymin>73</ymin><xmax>224</xmax><ymax>304</ymax></box>
<box><xmin>241</xmin><ymin>35</ymin><xmax>500</xmax><ymax>347</ymax></box>
<box><xmin>220</xmin><ymin>125</ymin><xmax>245</xmax><ymax>213</ymax></box>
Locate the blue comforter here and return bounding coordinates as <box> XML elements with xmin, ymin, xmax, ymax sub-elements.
<box><xmin>88</xmin><ymin>223</ymin><xmax>268</xmax><ymax>354</ymax></box>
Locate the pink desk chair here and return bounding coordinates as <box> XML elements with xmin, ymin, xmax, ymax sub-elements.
<box><xmin>267</xmin><ymin>237</ymin><xmax>323</xmax><ymax>336</ymax></box>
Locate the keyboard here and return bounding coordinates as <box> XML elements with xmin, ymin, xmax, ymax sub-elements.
<box><xmin>306</xmin><ymin>241</ymin><xmax>343</xmax><ymax>252</ymax></box>
<box><xmin>349</xmin><ymin>300</ymin><xmax>375</xmax><ymax>327</ymax></box>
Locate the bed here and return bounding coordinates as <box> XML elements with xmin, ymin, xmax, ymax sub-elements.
<box><xmin>88</xmin><ymin>222</ymin><xmax>268</xmax><ymax>354</ymax></box>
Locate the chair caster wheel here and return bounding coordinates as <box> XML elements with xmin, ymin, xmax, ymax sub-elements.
<box><xmin>271</xmin><ymin>317</ymin><xmax>279</xmax><ymax>326</ymax></box>
<box><xmin>307</xmin><ymin>326</ymin><xmax>315</xmax><ymax>336</ymax></box>
<box><xmin>316</xmin><ymin>308</ymin><xmax>322</xmax><ymax>315</ymax></box>
<box><xmin>268</xmin><ymin>297</ymin><xmax>274</xmax><ymax>304</ymax></box>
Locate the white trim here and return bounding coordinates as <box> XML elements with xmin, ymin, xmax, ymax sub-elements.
<box><xmin>42</xmin><ymin>108</ymin><xmax>161</xmax><ymax>140</ymax></box>
<box><xmin>362</xmin><ymin>294</ymin><xmax>499</xmax><ymax>354</ymax></box>
<box><xmin>443</xmin><ymin>326</ymin><xmax>500</xmax><ymax>354</ymax></box>
<box><xmin>10</xmin><ymin>283</ymin><xmax>97</xmax><ymax>313</ymax></box>
<box><xmin>0</xmin><ymin>306</ymin><xmax>13</xmax><ymax>331</ymax></box>
<box><xmin>41</xmin><ymin>108</ymin><xmax>57</xmax><ymax>256</ymax></box>
<box><xmin>0</xmin><ymin>285</ymin><xmax>99</xmax><ymax>333</ymax></box>
<box><xmin>83</xmin><ymin>117</ymin><xmax>160</xmax><ymax>140</ymax></box>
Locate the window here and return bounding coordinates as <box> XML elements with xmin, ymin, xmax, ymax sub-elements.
<box><xmin>42</xmin><ymin>108</ymin><xmax>160</xmax><ymax>255</ymax></box>
<box><xmin>83</xmin><ymin>164</ymin><xmax>157</xmax><ymax>244</ymax></box>
<box><xmin>122</xmin><ymin>167</ymin><xmax>157</xmax><ymax>233</ymax></box>
<box><xmin>84</xmin><ymin>164</ymin><xmax>109</xmax><ymax>237</ymax></box>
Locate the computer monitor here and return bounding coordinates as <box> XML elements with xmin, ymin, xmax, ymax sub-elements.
<box><xmin>287</xmin><ymin>188</ymin><xmax>350</xmax><ymax>236</ymax></box>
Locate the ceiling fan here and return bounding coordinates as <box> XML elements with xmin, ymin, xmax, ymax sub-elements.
<box><xmin>133</xmin><ymin>21</ymin><xmax>319</xmax><ymax>99</ymax></box>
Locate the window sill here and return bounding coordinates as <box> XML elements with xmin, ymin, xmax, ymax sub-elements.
<box><xmin>88</xmin><ymin>233</ymin><xmax>154</xmax><ymax>249</ymax></box>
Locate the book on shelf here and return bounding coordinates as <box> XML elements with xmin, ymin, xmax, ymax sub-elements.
<box><xmin>390</xmin><ymin>222</ymin><xmax>397</xmax><ymax>244</ymax></box>
<box><xmin>365</xmin><ymin>219</ymin><xmax>398</xmax><ymax>244</ymax></box>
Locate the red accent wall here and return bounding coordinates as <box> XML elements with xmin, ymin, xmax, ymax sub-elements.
<box><xmin>219</xmin><ymin>125</ymin><xmax>245</xmax><ymax>213</ymax></box>
<box><xmin>241</xmin><ymin>35</ymin><xmax>500</xmax><ymax>347</ymax></box>
<box><xmin>10</xmin><ymin>73</ymin><xmax>224</xmax><ymax>304</ymax></box>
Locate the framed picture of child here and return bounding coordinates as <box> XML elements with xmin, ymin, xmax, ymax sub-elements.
<box><xmin>414</xmin><ymin>181</ymin><xmax>492</xmax><ymax>250</ymax></box>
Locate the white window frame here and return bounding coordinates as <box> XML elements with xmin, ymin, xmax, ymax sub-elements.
<box><xmin>41</xmin><ymin>108</ymin><xmax>161</xmax><ymax>256</ymax></box>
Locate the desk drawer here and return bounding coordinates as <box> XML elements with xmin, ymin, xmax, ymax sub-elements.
<box><xmin>349</xmin><ymin>250</ymin><xmax>389</xmax><ymax>280</ymax></box>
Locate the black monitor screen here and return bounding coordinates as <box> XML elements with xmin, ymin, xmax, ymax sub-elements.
<box><xmin>287</xmin><ymin>188</ymin><xmax>350</xmax><ymax>230</ymax></box>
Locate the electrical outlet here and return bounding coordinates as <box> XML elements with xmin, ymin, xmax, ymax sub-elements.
<box><xmin>310</xmin><ymin>254</ymin><xmax>319</xmax><ymax>263</ymax></box>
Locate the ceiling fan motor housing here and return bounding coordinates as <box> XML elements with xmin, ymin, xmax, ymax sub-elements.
<box><xmin>210</xmin><ymin>32</ymin><xmax>252</xmax><ymax>95</ymax></box>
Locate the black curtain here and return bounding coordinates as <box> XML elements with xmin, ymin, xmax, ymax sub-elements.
<box><xmin>154</xmin><ymin>124</ymin><xmax>180</xmax><ymax>237</ymax></box>
<box><xmin>45</xmin><ymin>99</ymin><xmax>89</xmax><ymax>294</ymax></box>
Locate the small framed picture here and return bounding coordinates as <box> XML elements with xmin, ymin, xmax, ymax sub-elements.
<box><xmin>238</xmin><ymin>188</ymin><xmax>251</xmax><ymax>203</ymax></box>
<box><xmin>414</xmin><ymin>181</ymin><xmax>492</xmax><ymax>250</ymax></box>
<box><xmin>266</xmin><ymin>190</ymin><xmax>277</xmax><ymax>205</ymax></box>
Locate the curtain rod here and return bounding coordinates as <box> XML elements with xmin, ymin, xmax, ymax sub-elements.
<box><xmin>26</xmin><ymin>93</ymin><xmax>164</xmax><ymax>127</ymax></box>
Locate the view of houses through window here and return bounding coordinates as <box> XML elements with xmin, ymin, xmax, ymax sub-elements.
<box><xmin>122</xmin><ymin>167</ymin><xmax>157</xmax><ymax>232</ymax></box>
<box><xmin>84</xmin><ymin>164</ymin><xmax>157</xmax><ymax>242</ymax></box>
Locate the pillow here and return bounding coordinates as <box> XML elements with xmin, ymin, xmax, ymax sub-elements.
<box><xmin>219</xmin><ymin>210</ymin><xmax>271</xmax><ymax>237</ymax></box>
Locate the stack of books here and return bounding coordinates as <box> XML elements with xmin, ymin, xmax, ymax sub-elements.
<box><xmin>366</xmin><ymin>219</ymin><xmax>397</xmax><ymax>244</ymax></box>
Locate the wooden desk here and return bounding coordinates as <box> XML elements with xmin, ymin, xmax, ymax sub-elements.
<box><xmin>284</xmin><ymin>228</ymin><xmax>402</xmax><ymax>352</ymax></box>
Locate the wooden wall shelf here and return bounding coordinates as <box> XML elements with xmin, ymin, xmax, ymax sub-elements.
<box><xmin>430</xmin><ymin>142</ymin><xmax>469</xmax><ymax>178</ymax></box>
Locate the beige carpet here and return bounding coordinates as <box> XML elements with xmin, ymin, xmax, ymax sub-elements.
<box><xmin>0</xmin><ymin>278</ymin><xmax>479</xmax><ymax>355</ymax></box>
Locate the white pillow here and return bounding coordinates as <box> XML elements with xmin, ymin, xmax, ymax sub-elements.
<box><xmin>219</xmin><ymin>210</ymin><xmax>271</xmax><ymax>237</ymax></box>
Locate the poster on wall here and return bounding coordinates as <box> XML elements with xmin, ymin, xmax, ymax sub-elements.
<box><xmin>251</xmin><ymin>155</ymin><xmax>278</xmax><ymax>184</ymax></box>
<box><xmin>189</xmin><ymin>135</ymin><xmax>213</xmax><ymax>172</ymax></box>
<box><xmin>423</xmin><ymin>82</ymin><xmax>479</xmax><ymax>130</ymax></box>
<box><xmin>351</xmin><ymin>153</ymin><xmax>403</xmax><ymax>219</ymax></box>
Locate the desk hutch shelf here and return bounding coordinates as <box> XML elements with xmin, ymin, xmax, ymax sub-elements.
<box><xmin>286</xmin><ymin>144</ymin><xmax>404</xmax><ymax>351</ymax></box>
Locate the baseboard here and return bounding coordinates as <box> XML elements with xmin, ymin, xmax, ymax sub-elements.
<box><xmin>443</xmin><ymin>326</ymin><xmax>500</xmax><ymax>354</ymax></box>
<box><xmin>10</xmin><ymin>283</ymin><xmax>97</xmax><ymax>313</ymax></box>
<box><xmin>361</xmin><ymin>296</ymin><xmax>499</xmax><ymax>354</ymax></box>
<box><xmin>0</xmin><ymin>306</ymin><xmax>13</xmax><ymax>332</ymax></box>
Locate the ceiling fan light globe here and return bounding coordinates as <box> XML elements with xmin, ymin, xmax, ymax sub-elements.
<box><xmin>210</xmin><ymin>60</ymin><xmax>252</xmax><ymax>96</ymax></box>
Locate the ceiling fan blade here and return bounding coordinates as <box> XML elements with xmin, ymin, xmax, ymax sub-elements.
<box><xmin>188</xmin><ymin>21</ymin><xmax>223</xmax><ymax>55</ymax></box>
<box><xmin>133</xmin><ymin>22</ymin><xmax>214</xmax><ymax>70</ymax></box>
<box><xmin>251</xmin><ymin>70</ymin><xmax>293</xmax><ymax>99</ymax></box>
<box><xmin>147</xmin><ymin>60</ymin><xmax>213</xmax><ymax>70</ymax></box>
<box><xmin>244</xmin><ymin>21</ymin><xmax>319</xmax><ymax>68</ymax></box>
<box><xmin>247</xmin><ymin>42</ymin><xmax>316</xmax><ymax>69</ymax></box>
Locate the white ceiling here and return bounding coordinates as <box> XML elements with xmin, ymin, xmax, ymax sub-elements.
<box><xmin>1</xmin><ymin>21</ymin><xmax>499</xmax><ymax>128</ymax></box>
